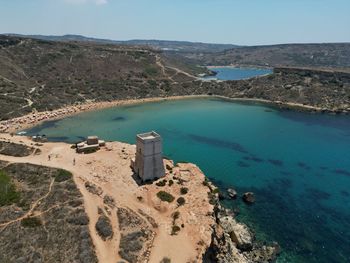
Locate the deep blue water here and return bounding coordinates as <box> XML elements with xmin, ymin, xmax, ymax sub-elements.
<box><xmin>24</xmin><ymin>98</ymin><xmax>350</xmax><ymax>262</ymax></box>
<box><xmin>204</xmin><ymin>67</ymin><xmax>272</xmax><ymax>80</ymax></box>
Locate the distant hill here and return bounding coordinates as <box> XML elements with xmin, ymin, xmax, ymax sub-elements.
<box><xmin>180</xmin><ymin>43</ymin><xmax>350</xmax><ymax>69</ymax></box>
<box><xmin>4</xmin><ymin>34</ymin><xmax>240</xmax><ymax>53</ymax></box>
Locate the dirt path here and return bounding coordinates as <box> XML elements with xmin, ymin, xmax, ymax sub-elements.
<box><xmin>0</xmin><ymin>178</ymin><xmax>55</xmax><ymax>228</ymax></box>
<box><xmin>155</xmin><ymin>54</ymin><xmax>197</xmax><ymax>80</ymax></box>
<box><xmin>165</xmin><ymin>65</ymin><xmax>197</xmax><ymax>79</ymax></box>
<box><xmin>155</xmin><ymin>54</ymin><xmax>167</xmax><ymax>76</ymax></box>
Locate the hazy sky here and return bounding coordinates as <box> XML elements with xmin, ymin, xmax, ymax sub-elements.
<box><xmin>0</xmin><ymin>0</ymin><xmax>349</xmax><ymax>45</ymax></box>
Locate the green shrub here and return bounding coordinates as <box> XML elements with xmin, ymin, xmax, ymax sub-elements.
<box><xmin>180</xmin><ymin>187</ymin><xmax>188</xmax><ymax>195</ymax></box>
<box><xmin>156</xmin><ymin>180</ymin><xmax>167</xmax><ymax>187</ymax></box>
<box><xmin>55</xmin><ymin>169</ymin><xmax>72</xmax><ymax>182</ymax></box>
<box><xmin>168</xmin><ymin>180</ymin><xmax>174</xmax><ymax>186</ymax></box>
<box><xmin>176</xmin><ymin>178</ymin><xmax>186</xmax><ymax>185</ymax></box>
<box><xmin>172</xmin><ymin>211</ymin><xmax>180</xmax><ymax>221</ymax></box>
<box><xmin>202</xmin><ymin>177</ymin><xmax>209</xmax><ymax>187</ymax></box>
<box><xmin>171</xmin><ymin>225</ymin><xmax>181</xmax><ymax>235</ymax></box>
<box><xmin>0</xmin><ymin>170</ymin><xmax>20</xmax><ymax>206</ymax></box>
<box><xmin>177</xmin><ymin>197</ymin><xmax>186</xmax><ymax>206</ymax></box>
<box><xmin>21</xmin><ymin>217</ymin><xmax>42</xmax><ymax>227</ymax></box>
<box><xmin>160</xmin><ymin>257</ymin><xmax>171</xmax><ymax>263</ymax></box>
<box><xmin>208</xmin><ymin>192</ymin><xmax>217</xmax><ymax>205</ymax></box>
<box><xmin>212</xmin><ymin>188</ymin><xmax>220</xmax><ymax>194</ymax></box>
<box><xmin>156</xmin><ymin>191</ymin><xmax>175</xmax><ymax>203</ymax></box>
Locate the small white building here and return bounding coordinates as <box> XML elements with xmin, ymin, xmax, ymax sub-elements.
<box><xmin>132</xmin><ymin>131</ymin><xmax>165</xmax><ymax>182</ymax></box>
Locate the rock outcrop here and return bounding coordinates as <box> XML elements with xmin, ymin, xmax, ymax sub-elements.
<box><xmin>203</xmin><ymin>189</ymin><xmax>278</xmax><ymax>263</ymax></box>
<box><xmin>227</xmin><ymin>188</ymin><xmax>238</xmax><ymax>199</ymax></box>
<box><xmin>242</xmin><ymin>192</ymin><xmax>256</xmax><ymax>204</ymax></box>
<box><xmin>219</xmin><ymin>216</ymin><xmax>253</xmax><ymax>251</ymax></box>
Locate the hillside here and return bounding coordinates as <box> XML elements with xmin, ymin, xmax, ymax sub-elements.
<box><xmin>0</xmin><ymin>35</ymin><xmax>206</xmax><ymax>120</ymax></box>
<box><xmin>180</xmin><ymin>43</ymin><xmax>350</xmax><ymax>70</ymax></box>
<box><xmin>0</xmin><ymin>35</ymin><xmax>350</xmax><ymax>124</ymax></box>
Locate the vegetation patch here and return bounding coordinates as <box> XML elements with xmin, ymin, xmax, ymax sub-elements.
<box><xmin>171</xmin><ymin>211</ymin><xmax>180</xmax><ymax>223</ymax></box>
<box><xmin>21</xmin><ymin>217</ymin><xmax>42</xmax><ymax>227</ymax></box>
<box><xmin>177</xmin><ymin>197</ymin><xmax>186</xmax><ymax>206</ymax></box>
<box><xmin>171</xmin><ymin>225</ymin><xmax>181</xmax><ymax>235</ymax></box>
<box><xmin>156</xmin><ymin>191</ymin><xmax>175</xmax><ymax>203</ymax></box>
<box><xmin>212</xmin><ymin>188</ymin><xmax>220</xmax><ymax>194</ymax></box>
<box><xmin>202</xmin><ymin>177</ymin><xmax>209</xmax><ymax>187</ymax></box>
<box><xmin>155</xmin><ymin>179</ymin><xmax>167</xmax><ymax>187</ymax></box>
<box><xmin>55</xmin><ymin>169</ymin><xmax>72</xmax><ymax>182</ymax></box>
<box><xmin>119</xmin><ymin>231</ymin><xmax>148</xmax><ymax>263</ymax></box>
<box><xmin>95</xmin><ymin>215</ymin><xmax>113</xmax><ymax>240</ymax></box>
<box><xmin>0</xmin><ymin>170</ymin><xmax>20</xmax><ymax>206</ymax></box>
<box><xmin>0</xmin><ymin>141</ymin><xmax>34</xmax><ymax>157</ymax></box>
<box><xmin>208</xmin><ymin>192</ymin><xmax>218</xmax><ymax>205</ymax></box>
<box><xmin>160</xmin><ymin>257</ymin><xmax>171</xmax><ymax>263</ymax></box>
<box><xmin>143</xmin><ymin>66</ymin><xmax>159</xmax><ymax>76</ymax></box>
<box><xmin>180</xmin><ymin>187</ymin><xmax>188</xmax><ymax>195</ymax></box>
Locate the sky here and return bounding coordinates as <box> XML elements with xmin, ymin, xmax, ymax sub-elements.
<box><xmin>0</xmin><ymin>0</ymin><xmax>349</xmax><ymax>45</ymax></box>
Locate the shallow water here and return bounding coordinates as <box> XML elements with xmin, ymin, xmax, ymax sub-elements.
<box><xmin>25</xmin><ymin>98</ymin><xmax>350</xmax><ymax>262</ymax></box>
<box><xmin>204</xmin><ymin>67</ymin><xmax>272</xmax><ymax>80</ymax></box>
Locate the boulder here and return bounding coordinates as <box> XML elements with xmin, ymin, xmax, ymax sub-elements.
<box><xmin>242</xmin><ymin>192</ymin><xmax>255</xmax><ymax>204</ymax></box>
<box><xmin>219</xmin><ymin>216</ymin><xmax>253</xmax><ymax>251</ymax></box>
<box><xmin>244</xmin><ymin>243</ymin><xmax>280</xmax><ymax>262</ymax></box>
<box><xmin>227</xmin><ymin>188</ymin><xmax>237</xmax><ymax>199</ymax></box>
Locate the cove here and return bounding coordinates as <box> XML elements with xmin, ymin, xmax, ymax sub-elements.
<box><xmin>204</xmin><ymin>67</ymin><xmax>272</xmax><ymax>80</ymax></box>
<box><xmin>24</xmin><ymin>98</ymin><xmax>350</xmax><ymax>262</ymax></box>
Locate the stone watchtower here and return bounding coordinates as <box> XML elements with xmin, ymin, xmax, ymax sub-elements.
<box><xmin>133</xmin><ymin>131</ymin><xmax>165</xmax><ymax>182</ymax></box>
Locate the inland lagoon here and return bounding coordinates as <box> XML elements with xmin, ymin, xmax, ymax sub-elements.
<box><xmin>204</xmin><ymin>67</ymin><xmax>272</xmax><ymax>80</ymax></box>
<box><xmin>25</xmin><ymin>98</ymin><xmax>350</xmax><ymax>262</ymax></box>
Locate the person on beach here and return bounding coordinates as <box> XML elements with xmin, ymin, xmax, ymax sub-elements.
<box><xmin>48</xmin><ymin>154</ymin><xmax>51</xmax><ymax>161</ymax></box>
<box><xmin>73</xmin><ymin>158</ymin><xmax>76</xmax><ymax>166</ymax></box>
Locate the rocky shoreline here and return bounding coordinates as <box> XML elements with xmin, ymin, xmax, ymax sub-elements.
<box><xmin>203</xmin><ymin>180</ymin><xmax>279</xmax><ymax>263</ymax></box>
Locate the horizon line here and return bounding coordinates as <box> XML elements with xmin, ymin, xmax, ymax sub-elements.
<box><xmin>2</xmin><ymin>32</ymin><xmax>350</xmax><ymax>47</ymax></box>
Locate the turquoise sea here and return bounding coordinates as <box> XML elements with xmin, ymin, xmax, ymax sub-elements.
<box><xmin>25</xmin><ymin>98</ymin><xmax>350</xmax><ymax>262</ymax></box>
<box><xmin>204</xmin><ymin>67</ymin><xmax>272</xmax><ymax>80</ymax></box>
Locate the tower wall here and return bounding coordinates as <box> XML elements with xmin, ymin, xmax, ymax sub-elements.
<box><xmin>134</xmin><ymin>131</ymin><xmax>165</xmax><ymax>181</ymax></box>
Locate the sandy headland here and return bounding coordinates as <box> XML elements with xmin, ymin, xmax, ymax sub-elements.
<box><xmin>0</xmin><ymin>133</ymin><xmax>280</xmax><ymax>262</ymax></box>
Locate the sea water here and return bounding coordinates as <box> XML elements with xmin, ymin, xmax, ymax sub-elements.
<box><xmin>25</xmin><ymin>98</ymin><xmax>350</xmax><ymax>262</ymax></box>
<box><xmin>204</xmin><ymin>67</ymin><xmax>272</xmax><ymax>80</ymax></box>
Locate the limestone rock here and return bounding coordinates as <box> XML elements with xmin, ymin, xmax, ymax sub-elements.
<box><xmin>227</xmin><ymin>188</ymin><xmax>237</xmax><ymax>199</ymax></box>
<box><xmin>242</xmin><ymin>192</ymin><xmax>255</xmax><ymax>204</ymax></box>
<box><xmin>219</xmin><ymin>216</ymin><xmax>253</xmax><ymax>251</ymax></box>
